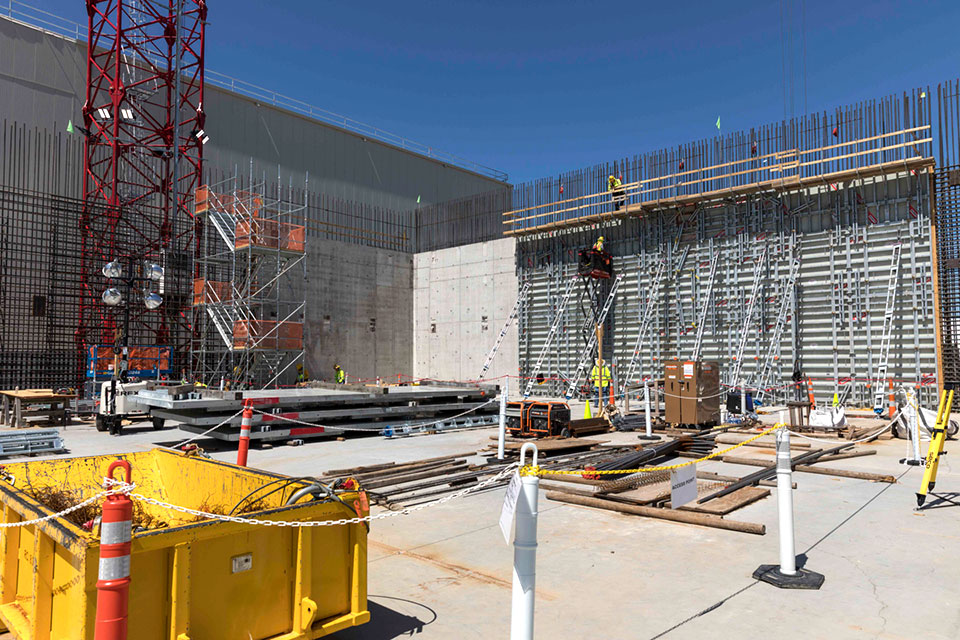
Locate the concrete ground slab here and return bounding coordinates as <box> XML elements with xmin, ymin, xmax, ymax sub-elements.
<box><xmin>2</xmin><ymin>418</ymin><xmax>958</xmax><ymax>638</ymax></box>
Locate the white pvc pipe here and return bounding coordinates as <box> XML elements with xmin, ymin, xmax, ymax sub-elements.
<box><xmin>511</xmin><ymin>443</ymin><xmax>539</xmax><ymax>640</ymax></box>
<box><xmin>776</xmin><ymin>413</ymin><xmax>797</xmax><ymax>576</ymax></box>
<box><xmin>643</xmin><ymin>382</ymin><xmax>652</xmax><ymax>437</ymax></box>
<box><xmin>741</xmin><ymin>379</ymin><xmax>747</xmax><ymax>417</ymax></box>
<box><xmin>498</xmin><ymin>378</ymin><xmax>508</xmax><ymax>460</ymax></box>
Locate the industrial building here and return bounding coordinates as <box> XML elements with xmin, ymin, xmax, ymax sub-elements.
<box><xmin>2</xmin><ymin>2</ymin><xmax>960</xmax><ymax>639</ymax></box>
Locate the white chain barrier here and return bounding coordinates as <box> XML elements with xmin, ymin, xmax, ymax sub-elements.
<box><xmin>171</xmin><ymin>409</ymin><xmax>244</xmax><ymax>448</ymax></box>
<box><xmin>104</xmin><ymin>463</ymin><xmax>518</xmax><ymax>528</ymax></box>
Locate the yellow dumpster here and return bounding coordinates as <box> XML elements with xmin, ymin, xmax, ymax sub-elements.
<box><xmin>0</xmin><ymin>448</ymin><xmax>369</xmax><ymax>640</ymax></box>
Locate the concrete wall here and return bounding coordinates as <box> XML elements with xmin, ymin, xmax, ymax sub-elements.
<box><xmin>0</xmin><ymin>16</ymin><xmax>506</xmax><ymax>208</ymax></box>
<box><xmin>413</xmin><ymin>237</ymin><xmax>518</xmax><ymax>381</ymax></box>
<box><xmin>301</xmin><ymin>239</ymin><xmax>413</xmax><ymax>383</ymax></box>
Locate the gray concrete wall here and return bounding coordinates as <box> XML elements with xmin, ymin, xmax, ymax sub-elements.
<box><xmin>413</xmin><ymin>237</ymin><xmax>518</xmax><ymax>381</ymax></box>
<box><xmin>0</xmin><ymin>16</ymin><xmax>506</xmax><ymax>208</ymax></box>
<box><xmin>301</xmin><ymin>239</ymin><xmax>413</xmax><ymax>383</ymax></box>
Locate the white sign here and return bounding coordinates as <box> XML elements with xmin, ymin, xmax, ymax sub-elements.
<box><xmin>670</xmin><ymin>464</ymin><xmax>697</xmax><ymax>509</ymax></box>
<box><xmin>683</xmin><ymin>362</ymin><xmax>694</xmax><ymax>378</ymax></box>
<box><xmin>499</xmin><ymin>472</ymin><xmax>522</xmax><ymax>543</ymax></box>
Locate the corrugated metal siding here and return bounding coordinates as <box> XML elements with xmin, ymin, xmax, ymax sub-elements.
<box><xmin>518</xmin><ymin>169</ymin><xmax>939</xmax><ymax>407</ymax></box>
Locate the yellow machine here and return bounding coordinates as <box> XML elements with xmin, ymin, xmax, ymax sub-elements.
<box><xmin>917</xmin><ymin>389</ymin><xmax>955</xmax><ymax>507</ymax></box>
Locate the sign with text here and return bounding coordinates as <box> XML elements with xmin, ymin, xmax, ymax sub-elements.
<box><xmin>670</xmin><ymin>464</ymin><xmax>697</xmax><ymax>509</ymax></box>
<box><xmin>499</xmin><ymin>472</ymin><xmax>522</xmax><ymax>543</ymax></box>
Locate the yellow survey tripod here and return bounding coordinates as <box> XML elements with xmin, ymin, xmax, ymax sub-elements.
<box><xmin>916</xmin><ymin>388</ymin><xmax>955</xmax><ymax>508</ymax></box>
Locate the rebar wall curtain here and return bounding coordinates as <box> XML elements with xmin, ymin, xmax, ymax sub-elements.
<box><xmin>935</xmin><ymin>79</ymin><xmax>960</xmax><ymax>390</ymax></box>
<box><xmin>78</xmin><ymin>0</ymin><xmax>206</xmax><ymax>386</ymax></box>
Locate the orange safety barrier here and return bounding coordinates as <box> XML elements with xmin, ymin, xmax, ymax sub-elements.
<box><xmin>233</xmin><ymin>320</ymin><xmax>303</xmax><ymax>350</ymax></box>
<box><xmin>235</xmin><ymin>216</ymin><xmax>305</xmax><ymax>252</ymax></box>
<box><xmin>192</xmin><ymin>278</ymin><xmax>233</xmax><ymax>306</ymax></box>
<box><xmin>88</xmin><ymin>346</ymin><xmax>171</xmax><ymax>375</ymax></box>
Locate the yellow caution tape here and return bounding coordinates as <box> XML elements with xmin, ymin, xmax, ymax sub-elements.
<box><xmin>520</xmin><ymin>424</ymin><xmax>783</xmax><ymax>477</ymax></box>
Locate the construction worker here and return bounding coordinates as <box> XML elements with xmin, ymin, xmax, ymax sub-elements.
<box><xmin>608</xmin><ymin>175</ymin><xmax>625</xmax><ymax>211</ymax></box>
<box><xmin>296</xmin><ymin>363</ymin><xmax>309</xmax><ymax>384</ymax></box>
<box><xmin>334</xmin><ymin>364</ymin><xmax>346</xmax><ymax>384</ymax></box>
<box><xmin>590</xmin><ymin>358</ymin><xmax>612</xmax><ymax>410</ymax></box>
<box><xmin>593</xmin><ymin>236</ymin><xmax>605</xmax><ymax>252</ymax></box>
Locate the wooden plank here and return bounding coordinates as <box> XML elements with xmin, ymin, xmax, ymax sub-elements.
<box><xmin>505</xmin><ymin>157</ymin><xmax>934</xmax><ymax>236</ymax></box>
<box><xmin>501</xmin><ymin>438</ymin><xmax>606</xmax><ymax>452</ymax></box>
<box><xmin>678</xmin><ymin>486</ymin><xmax>770</xmax><ymax>516</ymax></box>
<box><xmin>721</xmin><ymin>455</ymin><xmax>896</xmax><ymax>482</ymax></box>
<box><xmin>545</xmin><ymin>492</ymin><xmax>766</xmax><ymax>535</ymax></box>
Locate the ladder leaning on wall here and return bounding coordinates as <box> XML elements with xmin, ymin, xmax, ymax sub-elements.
<box><xmin>477</xmin><ymin>281</ymin><xmax>531</xmax><ymax>380</ymax></box>
<box><xmin>872</xmin><ymin>243</ymin><xmax>902</xmax><ymax>414</ymax></box>
<box><xmin>523</xmin><ymin>276</ymin><xmax>579</xmax><ymax>398</ymax></box>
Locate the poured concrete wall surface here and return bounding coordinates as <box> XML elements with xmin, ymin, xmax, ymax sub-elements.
<box><xmin>301</xmin><ymin>239</ymin><xmax>413</xmax><ymax>383</ymax></box>
<box><xmin>413</xmin><ymin>238</ymin><xmax>518</xmax><ymax>382</ymax></box>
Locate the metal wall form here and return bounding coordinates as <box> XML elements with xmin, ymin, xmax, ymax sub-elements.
<box><xmin>517</xmin><ymin>169</ymin><xmax>939</xmax><ymax>408</ymax></box>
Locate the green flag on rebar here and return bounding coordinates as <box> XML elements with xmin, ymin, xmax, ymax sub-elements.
<box><xmin>417</xmin><ymin>195</ymin><xmax>421</xmax><ymax>204</ymax></box>
<box><xmin>715</xmin><ymin>116</ymin><xmax>721</xmax><ymax>131</ymax></box>
<box><xmin>66</xmin><ymin>120</ymin><xmax>74</xmax><ymax>134</ymax></box>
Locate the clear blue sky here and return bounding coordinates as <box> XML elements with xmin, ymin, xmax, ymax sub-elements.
<box><xmin>40</xmin><ymin>0</ymin><xmax>960</xmax><ymax>183</ymax></box>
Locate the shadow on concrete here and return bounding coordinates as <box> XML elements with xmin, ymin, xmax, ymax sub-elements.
<box><xmin>331</xmin><ymin>596</ymin><xmax>437</xmax><ymax>638</ymax></box>
<box><xmin>922</xmin><ymin>492</ymin><xmax>960</xmax><ymax>509</ymax></box>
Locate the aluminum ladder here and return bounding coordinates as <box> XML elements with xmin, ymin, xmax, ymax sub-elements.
<box><xmin>563</xmin><ymin>273</ymin><xmax>625</xmax><ymax>399</ymax></box>
<box><xmin>523</xmin><ymin>275</ymin><xmax>579</xmax><ymax>398</ymax></box>
<box><xmin>753</xmin><ymin>256</ymin><xmax>801</xmax><ymax>404</ymax></box>
<box><xmin>477</xmin><ymin>282</ymin><xmax>531</xmax><ymax>380</ymax></box>
<box><xmin>618</xmin><ymin>257</ymin><xmax>667</xmax><ymax>395</ymax></box>
<box><xmin>690</xmin><ymin>249</ymin><xmax>721</xmax><ymax>361</ymax></box>
<box><xmin>872</xmin><ymin>243</ymin><xmax>902</xmax><ymax>414</ymax></box>
<box><xmin>728</xmin><ymin>247</ymin><xmax>768</xmax><ymax>387</ymax></box>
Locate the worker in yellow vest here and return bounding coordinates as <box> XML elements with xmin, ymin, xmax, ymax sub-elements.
<box><xmin>334</xmin><ymin>364</ymin><xmax>346</xmax><ymax>384</ymax></box>
<box><xmin>593</xmin><ymin>236</ymin><xmax>605</xmax><ymax>252</ymax></box>
<box><xmin>608</xmin><ymin>175</ymin><xmax>625</xmax><ymax>210</ymax></box>
<box><xmin>590</xmin><ymin>358</ymin><xmax>612</xmax><ymax>410</ymax></box>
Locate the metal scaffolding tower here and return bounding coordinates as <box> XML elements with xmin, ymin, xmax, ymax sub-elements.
<box><xmin>193</xmin><ymin>174</ymin><xmax>307</xmax><ymax>388</ymax></box>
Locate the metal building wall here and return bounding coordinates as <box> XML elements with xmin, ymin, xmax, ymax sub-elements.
<box><xmin>0</xmin><ymin>15</ymin><xmax>507</xmax><ymax>208</ymax></box>
<box><xmin>517</xmin><ymin>169</ymin><xmax>939</xmax><ymax>408</ymax></box>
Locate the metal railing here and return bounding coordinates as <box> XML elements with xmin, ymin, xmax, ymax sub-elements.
<box><xmin>1</xmin><ymin>0</ymin><xmax>508</xmax><ymax>182</ymax></box>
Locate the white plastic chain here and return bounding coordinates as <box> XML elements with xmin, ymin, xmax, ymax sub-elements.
<box><xmin>251</xmin><ymin>398</ymin><xmax>497</xmax><ymax>432</ymax></box>
<box><xmin>0</xmin><ymin>485</ymin><xmax>132</xmax><ymax>529</ymax></box>
<box><xmin>105</xmin><ymin>463</ymin><xmax>518</xmax><ymax>527</ymax></box>
<box><xmin>171</xmin><ymin>408</ymin><xmax>245</xmax><ymax>448</ymax></box>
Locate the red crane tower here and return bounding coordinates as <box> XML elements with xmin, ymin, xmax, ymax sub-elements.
<box><xmin>77</xmin><ymin>0</ymin><xmax>206</xmax><ymax>388</ymax></box>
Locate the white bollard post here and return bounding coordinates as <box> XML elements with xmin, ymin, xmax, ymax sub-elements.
<box><xmin>511</xmin><ymin>443</ymin><xmax>539</xmax><ymax>640</ymax></box>
<box><xmin>644</xmin><ymin>383</ymin><xmax>652</xmax><ymax>435</ymax></box>
<box><xmin>775</xmin><ymin>414</ymin><xmax>796</xmax><ymax>576</ymax></box>
<box><xmin>498</xmin><ymin>378</ymin><xmax>509</xmax><ymax>460</ymax></box>
<box><xmin>638</xmin><ymin>381</ymin><xmax>658</xmax><ymax>440</ymax></box>
<box><xmin>753</xmin><ymin>413</ymin><xmax>824</xmax><ymax>589</ymax></box>
<box><xmin>741</xmin><ymin>379</ymin><xmax>747</xmax><ymax>417</ymax></box>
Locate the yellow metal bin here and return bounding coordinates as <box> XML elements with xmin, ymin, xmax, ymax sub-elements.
<box><xmin>0</xmin><ymin>448</ymin><xmax>369</xmax><ymax>640</ymax></box>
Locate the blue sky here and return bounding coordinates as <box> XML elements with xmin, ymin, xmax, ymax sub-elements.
<box><xmin>39</xmin><ymin>0</ymin><xmax>960</xmax><ymax>183</ymax></box>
